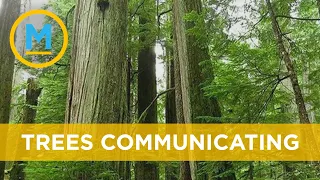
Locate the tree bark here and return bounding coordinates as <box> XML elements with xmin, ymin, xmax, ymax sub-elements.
<box><xmin>165</xmin><ymin>47</ymin><xmax>177</xmax><ymax>125</ymax></box>
<box><xmin>172</xmin><ymin>27</ymin><xmax>192</xmax><ymax>180</ymax></box>
<box><xmin>165</xmin><ymin>47</ymin><xmax>179</xmax><ymax>180</ymax></box>
<box><xmin>65</xmin><ymin>0</ymin><xmax>129</xmax><ymax>179</ymax></box>
<box><xmin>10</xmin><ymin>78</ymin><xmax>42</xmax><ymax>180</ymax></box>
<box><xmin>134</xmin><ymin>2</ymin><xmax>159</xmax><ymax>179</ymax></box>
<box><xmin>266</xmin><ymin>0</ymin><xmax>310</xmax><ymax>124</ymax></box>
<box><xmin>0</xmin><ymin>0</ymin><xmax>21</xmax><ymax>179</ymax></box>
<box><xmin>172</xmin><ymin>0</ymin><xmax>236</xmax><ymax>179</ymax></box>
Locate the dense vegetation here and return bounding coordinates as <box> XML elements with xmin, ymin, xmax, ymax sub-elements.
<box><xmin>1</xmin><ymin>0</ymin><xmax>320</xmax><ymax>179</ymax></box>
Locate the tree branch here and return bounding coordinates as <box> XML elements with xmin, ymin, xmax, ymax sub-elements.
<box><xmin>65</xmin><ymin>5</ymin><xmax>75</xmax><ymax>28</ymax></box>
<box><xmin>276</xmin><ymin>15</ymin><xmax>320</xmax><ymax>21</ymax></box>
<box><xmin>254</xmin><ymin>75</ymin><xmax>290</xmax><ymax>122</ymax></box>
<box><xmin>158</xmin><ymin>8</ymin><xmax>172</xmax><ymax>17</ymax></box>
<box><xmin>157</xmin><ymin>8</ymin><xmax>172</xmax><ymax>27</ymax></box>
<box><xmin>135</xmin><ymin>88</ymin><xmax>175</xmax><ymax>123</ymax></box>
<box><xmin>130</xmin><ymin>0</ymin><xmax>145</xmax><ymax>19</ymax></box>
<box><xmin>236</xmin><ymin>12</ymin><xmax>268</xmax><ymax>41</ymax></box>
<box><xmin>55</xmin><ymin>63</ymin><xmax>69</xmax><ymax>67</ymax></box>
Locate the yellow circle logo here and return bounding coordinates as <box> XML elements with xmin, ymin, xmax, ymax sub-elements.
<box><xmin>10</xmin><ymin>10</ymin><xmax>68</xmax><ymax>69</ymax></box>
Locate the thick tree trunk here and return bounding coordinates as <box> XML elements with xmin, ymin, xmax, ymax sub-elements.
<box><xmin>65</xmin><ymin>0</ymin><xmax>129</xmax><ymax>179</ymax></box>
<box><xmin>266</xmin><ymin>0</ymin><xmax>310</xmax><ymax>124</ymax></box>
<box><xmin>137</xmin><ymin>18</ymin><xmax>157</xmax><ymax>125</ymax></box>
<box><xmin>10</xmin><ymin>78</ymin><xmax>42</xmax><ymax>180</ymax></box>
<box><xmin>173</xmin><ymin>29</ymin><xmax>192</xmax><ymax>180</ymax></box>
<box><xmin>0</xmin><ymin>0</ymin><xmax>21</xmax><ymax>179</ymax></box>
<box><xmin>172</xmin><ymin>0</ymin><xmax>235</xmax><ymax>179</ymax></box>
<box><xmin>134</xmin><ymin>4</ymin><xmax>159</xmax><ymax>179</ymax></box>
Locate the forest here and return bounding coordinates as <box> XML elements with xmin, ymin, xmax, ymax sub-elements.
<box><xmin>1</xmin><ymin>0</ymin><xmax>320</xmax><ymax>179</ymax></box>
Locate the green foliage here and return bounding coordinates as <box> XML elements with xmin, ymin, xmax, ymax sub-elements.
<box><xmin>35</xmin><ymin>70</ymin><xmax>68</xmax><ymax>124</ymax></box>
<box><xmin>21</xmin><ymin>0</ymin><xmax>75</xmax><ymax>179</ymax></box>
<box><xmin>199</xmin><ymin>0</ymin><xmax>320</xmax><ymax>178</ymax></box>
<box><xmin>13</xmin><ymin>0</ymin><xmax>320</xmax><ymax>179</ymax></box>
<box><xmin>185</xmin><ymin>10</ymin><xmax>210</xmax><ymax>48</ymax></box>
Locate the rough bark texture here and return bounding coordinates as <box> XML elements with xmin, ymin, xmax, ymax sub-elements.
<box><xmin>165</xmin><ymin>47</ymin><xmax>177</xmax><ymax>125</ymax></box>
<box><xmin>10</xmin><ymin>78</ymin><xmax>41</xmax><ymax>180</ymax></box>
<box><xmin>134</xmin><ymin>5</ymin><xmax>159</xmax><ymax>179</ymax></box>
<box><xmin>173</xmin><ymin>28</ymin><xmax>192</xmax><ymax>180</ymax></box>
<box><xmin>266</xmin><ymin>0</ymin><xmax>310</xmax><ymax>124</ymax></box>
<box><xmin>173</xmin><ymin>0</ymin><xmax>221</xmax><ymax>124</ymax></box>
<box><xmin>66</xmin><ymin>0</ymin><xmax>128</xmax><ymax>124</ymax></box>
<box><xmin>173</xmin><ymin>36</ymin><xmax>185</xmax><ymax>126</ymax></box>
<box><xmin>0</xmin><ymin>0</ymin><xmax>21</xmax><ymax>179</ymax></box>
<box><xmin>172</xmin><ymin>0</ymin><xmax>235</xmax><ymax>179</ymax></box>
<box><xmin>165</xmin><ymin>47</ymin><xmax>178</xmax><ymax>180</ymax></box>
<box><xmin>65</xmin><ymin>0</ymin><xmax>129</xmax><ymax>179</ymax></box>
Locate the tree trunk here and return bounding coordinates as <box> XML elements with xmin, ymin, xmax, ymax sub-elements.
<box><xmin>22</xmin><ymin>78</ymin><xmax>42</xmax><ymax>124</ymax></box>
<box><xmin>0</xmin><ymin>0</ymin><xmax>21</xmax><ymax>179</ymax></box>
<box><xmin>266</xmin><ymin>0</ymin><xmax>310</xmax><ymax>124</ymax></box>
<box><xmin>173</xmin><ymin>27</ymin><xmax>192</xmax><ymax>180</ymax></box>
<box><xmin>172</xmin><ymin>0</ymin><xmax>235</xmax><ymax>179</ymax></box>
<box><xmin>165</xmin><ymin>47</ymin><xmax>178</xmax><ymax>180</ymax></box>
<box><xmin>65</xmin><ymin>0</ymin><xmax>129</xmax><ymax>179</ymax></box>
<box><xmin>134</xmin><ymin>2</ymin><xmax>159</xmax><ymax>179</ymax></box>
<box><xmin>10</xmin><ymin>78</ymin><xmax>42</xmax><ymax>180</ymax></box>
<box><xmin>165</xmin><ymin>47</ymin><xmax>177</xmax><ymax>125</ymax></box>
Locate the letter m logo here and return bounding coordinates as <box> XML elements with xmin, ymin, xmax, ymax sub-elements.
<box><xmin>26</xmin><ymin>24</ymin><xmax>52</xmax><ymax>50</ymax></box>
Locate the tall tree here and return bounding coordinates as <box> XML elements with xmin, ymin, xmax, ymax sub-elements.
<box><xmin>65</xmin><ymin>0</ymin><xmax>129</xmax><ymax>179</ymax></box>
<box><xmin>165</xmin><ymin>47</ymin><xmax>176</xmax><ymax>125</ymax></box>
<box><xmin>266</xmin><ymin>0</ymin><xmax>310</xmax><ymax>124</ymax></box>
<box><xmin>172</xmin><ymin>29</ymin><xmax>192</xmax><ymax>180</ymax></box>
<box><xmin>172</xmin><ymin>0</ymin><xmax>236</xmax><ymax>179</ymax></box>
<box><xmin>172</xmin><ymin>0</ymin><xmax>222</xmax><ymax>130</ymax></box>
<box><xmin>0</xmin><ymin>0</ymin><xmax>21</xmax><ymax>179</ymax></box>
<box><xmin>135</xmin><ymin>0</ymin><xmax>159</xmax><ymax>178</ymax></box>
<box><xmin>165</xmin><ymin>46</ymin><xmax>178</xmax><ymax>180</ymax></box>
<box><xmin>10</xmin><ymin>78</ymin><xmax>42</xmax><ymax>180</ymax></box>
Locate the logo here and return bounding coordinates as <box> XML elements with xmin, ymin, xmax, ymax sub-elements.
<box><xmin>10</xmin><ymin>10</ymin><xmax>68</xmax><ymax>69</ymax></box>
